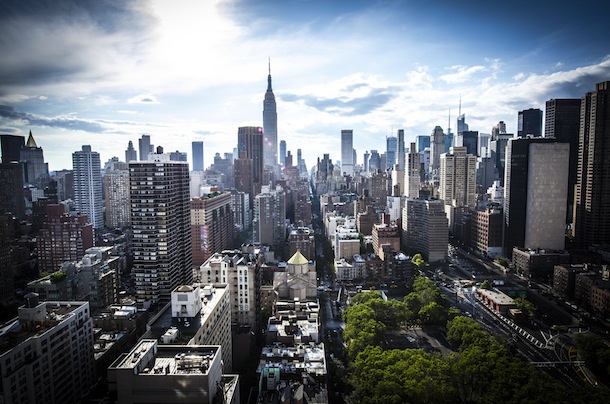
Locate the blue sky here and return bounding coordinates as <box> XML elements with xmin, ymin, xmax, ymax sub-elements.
<box><xmin>1</xmin><ymin>0</ymin><xmax>609</xmax><ymax>171</ymax></box>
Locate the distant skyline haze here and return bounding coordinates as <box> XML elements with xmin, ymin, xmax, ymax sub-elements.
<box><xmin>1</xmin><ymin>0</ymin><xmax>609</xmax><ymax>171</ymax></box>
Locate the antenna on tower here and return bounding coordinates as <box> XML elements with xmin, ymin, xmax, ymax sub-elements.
<box><xmin>268</xmin><ymin>57</ymin><xmax>271</xmax><ymax>75</ymax></box>
<box><xmin>448</xmin><ymin>109</ymin><xmax>451</xmax><ymax>133</ymax></box>
<box><xmin>458</xmin><ymin>95</ymin><xmax>462</xmax><ymax>117</ymax></box>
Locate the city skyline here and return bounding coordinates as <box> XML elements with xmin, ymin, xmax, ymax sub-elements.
<box><xmin>1</xmin><ymin>0</ymin><xmax>610</xmax><ymax>171</ymax></box>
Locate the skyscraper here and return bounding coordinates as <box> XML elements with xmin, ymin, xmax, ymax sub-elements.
<box><xmin>397</xmin><ymin>129</ymin><xmax>405</xmax><ymax>170</ymax></box>
<box><xmin>545</xmin><ymin>98</ymin><xmax>581</xmax><ymax>224</ymax></box>
<box><xmin>386</xmin><ymin>135</ymin><xmax>397</xmax><ymax>170</ymax></box>
<box><xmin>404</xmin><ymin>142</ymin><xmax>421</xmax><ymax>199</ymax></box>
<box><xmin>503</xmin><ymin>138</ymin><xmax>569</xmax><ymax>257</ymax></box>
<box><xmin>518</xmin><ymin>108</ymin><xmax>543</xmax><ymax>137</ymax></box>
<box><xmin>0</xmin><ymin>163</ymin><xmax>25</xmax><ymax>219</ymax></box>
<box><xmin>416</xmin><ymin>135</ymin><xmax>430</xmax><ymax>153</ymax></box>
<box><xmin>429</xmin><ymin>126</ymin><xmax>445</xmax><ymax>175</ymax></box>
<box><xmin>401</xmin><ymin>199</ymin><xmax>448</xmax><ymax>263</ymax></box>
<box><xmin>574</xmin><ymin>81</ymin><xmax>610</xmax><ymax>247</ymax></box>
<box><xmin>104</xmin><ymin>162</ymin><xmax>130</xmax><ymax>229</ymax></box>
<box><xmin>440</xmin><ymin>147</ymin><xmax>477</xmax><ymax>209</ymax></box>
<box><xmin>73</xmin><ymin>145</ymin><xmax>103</xmax><ymax>229</ymax></box>
<box><xmin>237</xmin><ymin>126</ymin><xmax>263</xmax><ymax>196</ymax></box>
<box><xmin>263</xmin><ymin>61</ymin><xmax>278</xmax><ymax>167</ymax></box>
<box><xmin>130</xmin><ymin>155</ymin><xmax>192</xmax><ymax>306</ymax></box>
<box><xmin>279</xmin><ymin>140</ymin><xmax>287</xmax><ymax>167</ymax></box>
<box><xmin>0</xmin><ymin>134</ymin><xmax>24</xmax><ymax>163</ymax></box>
<box><xmin>138</xmin><ymin>134</ymin><xmax>153</xmax><ymax>161</ymax></box>
<box><xmin>19</xmin><ymin>131</ymin><xmax>49</xmax><ymax>188</ymax></box>
<box><xmin>190</xmin><ymin>192</ymin><xmax>235</xmax><ymax>266</ymax></box>
<box><xmin>192</xmin><ymin>141</ymin><xmax>204</xmax><ymax>171</ymax></box>
<box><xmin>457</xmin><ymin>130</ymin><xmax>479</xmax><ymax>156</ymax></box>
<box><xmin>341</xmin><ymin>130</ymin><xmax>354</xmax><ymax>176</ymax></box>
<box><xmin>125</xmin><ymin>140</ymin><xmax>137</xmax><ymax>162</ymax></box>
<box><xmin>253</xmin><ymin>185</ymin><xmax>286</xmax><ymax>257</ymax></box>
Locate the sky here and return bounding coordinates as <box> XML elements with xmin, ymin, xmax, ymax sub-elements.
<box><xmin>1</xmin><ymin>0</ymin><xmax>610</xmax><ymax>172</ymax></box>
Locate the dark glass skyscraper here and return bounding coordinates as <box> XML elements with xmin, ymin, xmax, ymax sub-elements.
<box><xmin>263</xmin><ymin>61</ymin><xmax>278</xmax><ymax>167</ymax></box>
<box><xmin>192</xmin><ymin>141</ymin><xmax>204</xmax><ymax>171</ymax></box>
<box><xmin>518</xmin><ymin>108</ymin><xmax>543</xmax><ymax>137</ymax></box>
<box><xmin>0</xmin><ymin>134</ymin><xmax>24</xmax><ymax>163</ymax></box>
<box><xmin>574</xmin><ymin>82</ymin><xmax>610</xmax><ymax>247</ymax></box>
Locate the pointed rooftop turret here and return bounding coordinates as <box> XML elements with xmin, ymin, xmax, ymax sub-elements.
<box><xmin>26</xmin><ymin>130</ymin><xmax>38</xmax><ymax>148</ymax></box>
<box><xmin>287</xmin><ymin>250</ymin><xmax>308</xmax><ymax>266</ymax></box>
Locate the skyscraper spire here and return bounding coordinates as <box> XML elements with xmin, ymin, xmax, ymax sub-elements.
<box><xmin>267</xmin><ymin>58</ymin><xmax>273</xmax><ymax>92</ymax></box>
<box><xmin>26</xmin><ymin>130</ymin><xmax>38</xmax><ymax>148</ymax></box>
<box><xmin>263</xmin><ymin>59</ymin><xmax>278</xmax><ymax>167</ymax></box>
<box><xmin>458</xmin><ymin>94</ymin><xmax>462</xmax><ymax>117</ymax></box>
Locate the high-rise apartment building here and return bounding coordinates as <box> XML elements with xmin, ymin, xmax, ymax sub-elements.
<box><xmin>138</xmin><ymin>134</ymin><xmax>153</xmax><ymax>161</ymax></box>
<box><xmin>73</xmin><ymin>145</ymin><xmax>104</xmax><ymax>229</ymax></box>
<box><xmin>19</xmin><ymin>131</ymin><xmax>49</xmax><ymax>188</ymax></box>
<box><xmin>574</xmin><ymin>82</ymin><xmax>610</xmax><ymax>247</ymax></box>
<box><xmin>0</xmin><ymin>297</ymin><xmax>95</xmax><ymax>404</ymax></box>
<box><xmin>197</xmin><ymin>250</ymin><xmax>262</xmax><ymax>328</ymax></box>
<box><xmin>439</xmin><ymin>147</ymin><xmax>477</xmax><ymax>209</ymax></box>
<box><xmin>104</xmin><ymin>163</ymin><xmax>130</xmax><ymax>229</ymax></box>
<box><xmin>545</xmin><ymin>98</ymin><xmax>581</xmax><ymax>224</ymax></box>
<box><xmin>130</xmin><ymin>156</ymin><xmax>192</xmax><ymax>306</ymax></box>
<box><xmin>341</xmin><ymin>130</ymin><xmax>354</xmax><ymax>176</ymax></box>
<box><xmin>37</xmin><ymin>204</ymin><xmax>94</xmax><ymax>273</ymax></box>
<box><xmin>191</xmin><ymin>192</ymin><xmax>235</xmax><ymax>266</ymax></box>
<box><xmin>401</xmin><ymin>198</ymin><xmax>448</xmax><ymax>262</ymax></box>
<box><xmin>125</xmin><ymin>140</ymin><xmax>137</xmax><ymax>162</ymax></box>
<box><xmin>263</xmin><ymin>63</ymin><xmax>278</xmax><ymax>167</ymax></box>
<box><xmin>192</xmin><ymin>141</ymin><xmax>204</xmax><ymax>171</ymax></box>
<box><xmin>0</xmin><ymin>134</ymin><xmax>24</xmax><ymax>163</ymax></box>
<box><xmin>503</xmin><ymin>138</ymin><xmax>569</xmax><ymax>257</ymax></box>
<box><xmin>518</xmin><ymin>108</ymin><xmax>543</xmax><ymax>137</ymax></box>
<box><xmin>429</xmin><ymin>126</ymin><xmax>445</xmax><ymax>175</ymax></box>
<box><xmin>253</xmin><ymin>185</ymin><xmax>286</xmax><ymax>255</ymax></box>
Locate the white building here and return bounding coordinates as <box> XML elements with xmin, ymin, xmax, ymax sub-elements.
<box><xmin>404</xmin><ymin>142</ymin><xmax>421</xmax><ymax>198</ymax></box>
<box><xmin>73</xmin><ymin>145</ymin><xmax>103</xmax><ymax>229</ymax></box>
<box><xmin>0</xmin><ymin>296</ymin><xmax>95</xmax><ymax>404</ymax></box>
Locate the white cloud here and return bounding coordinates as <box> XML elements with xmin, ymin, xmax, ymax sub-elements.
<box><xmin>440</xmin><ymin>65</ymin><xmax>486</xmax><ymax>84</ymax></box>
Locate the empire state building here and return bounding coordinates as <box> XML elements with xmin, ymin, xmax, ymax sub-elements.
<box><xmin>263</xmin><ymin>61</ymin><xmax>278</xmax><ymax>167</ymax></box>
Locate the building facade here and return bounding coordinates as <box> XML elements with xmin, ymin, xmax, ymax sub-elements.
<box><xmin>0</xmin><ymin>297</ymin><xmax>95</xmax><ymax>404</ymax></box>
<box><xmin>130</xmin><ymin>157</ymin><xmax>192</xmax><ymax>307</ymax></box>
<box><xmin>73</xmin><ymin>145</ymin><xmax>104</xmax><ymax>229</ymax></box>
<box><xmin>191</xmin><ymin>192</ymin><xmax>235</xmax><ymax>267</ymax></box>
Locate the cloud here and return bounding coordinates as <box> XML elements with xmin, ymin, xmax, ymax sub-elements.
<box><xmin>440</xmin><ymin>65</ymin><xmax>486</xmax><ymax>84</ymax></box>
<box><xmin>0</xmin><ymin>0</ymin><xmax>156</xmax><ymax>97</ymax></box>
<box><xmin>128</xmin><ymin>94</ymin><xmax>160</xmax><ymax>104</ymax></box>
<box><xmin>0</xmin><ymin>127</ymin><xmax>19</xmax><ymax>133</ymax></box>
<box><xmin>0</xmin><ymin>105</ymin><xmax>106</xmax><ymax>132</ymax></box>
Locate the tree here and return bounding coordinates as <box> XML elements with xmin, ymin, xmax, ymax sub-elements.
<box><xmin>411</xmin><ymin>253</ymin><xmax>429</xmax><ymax>271</ymax></box>
<box><xmin>480</xmin><ymin>279</ymin><xmax>492</xmax><ymax>289</ymax></box>
<box><xmin>513</xmin><ymin>296</ymin><xmax>535</xmax><ymax>317</ymax></box>
<box><xmin>496</xmin><ymin>256</ymin><xmax>510</xmax><ymax>268</ymax></box>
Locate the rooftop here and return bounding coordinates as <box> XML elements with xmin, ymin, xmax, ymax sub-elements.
<box><xmin>111</xmin><ymin>339</ymin><xmax>219</xmax><ymax>376</ymax></box>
